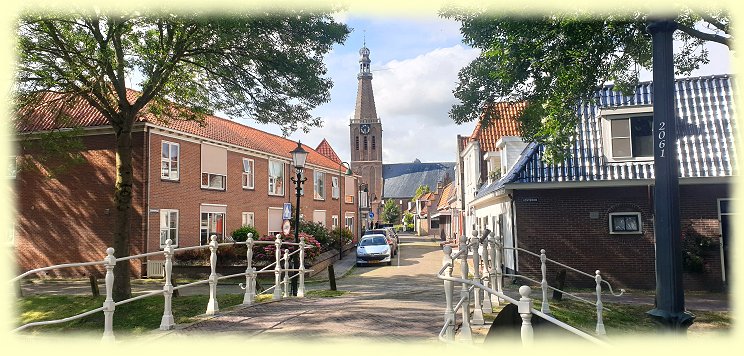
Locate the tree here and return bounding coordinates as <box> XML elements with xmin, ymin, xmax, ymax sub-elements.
<box><xmin>16</xmin><ymin>9</ymin><xmax>349</xmax><ymax>301</ymax></box>
<box><xmin>441</xmin><ymin>7</ymin><xmax>731</xmax><ymax>161</ymax></box>
<box><xmin>411</xmin><ymin>184</ymin><xmax>431</xmax><ymax>201</ymax></box>
<box><xmin>382</xmin><ymin>199</ymin><xmax>401</xmax><ymax>225</ymax></box>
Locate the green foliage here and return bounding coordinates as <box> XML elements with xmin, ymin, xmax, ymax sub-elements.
<box><xmin>403</xmin><ymin>212</ymin><xmax>414</xmax><ymax>225</ymax></box>
<box><xmin>329</xmin><ymin>227</ymin><xmax>353</xmax><ymax>247</ymax></box>
<box><xmin>406</xmin><ymin>223</ymin><xmax>414</xmax><ymax>232</ymax></box>
<box><xmin>299</xmin><ymin>220</ymin><xmax>331</xmax><ymax>249</ymax></box>
<box><xmin>411</xmin><ymin>185</ymin><xmax>431</xmax><ymax>201</ymax></box>
<box><xmin>231</xmin><ymin>225</ymin><xmax>258</xmax><ymax>243</ymax></box>
<box><xmin>19</xmin><ymin>127</ymin><xmax>87</xmax><ymax>179</ymax></box>
<box><xmin>682</xmin><ymin>231</ymin><xmax>715</xmax><ymax>273</ymax></box>
<box><xmin>440</xmin><ymin>7</ymin><xmax>730</xmax><ymax>162</ymax></box>
<box><xmin>382</xmin><ymin>199</ymin><xmax>402</xmax><ymax>224</ymax></box>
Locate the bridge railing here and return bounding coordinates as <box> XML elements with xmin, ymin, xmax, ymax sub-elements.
<box><xmin>436</xmin><ymin>233</ymin><xmax>610</xmax><ymax>346</ymax></box>
<box><xmin>12</xmin><ymin>233</ymin><xmax>313</xmax><ymax>340</ymax></box>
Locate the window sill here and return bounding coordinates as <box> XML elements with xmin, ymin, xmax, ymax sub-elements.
<box><xmin>243</xmin><ymin>187</ymin><xmax>255</xmax><ymax>190</ymax></box>
<box><xmin>314</xmin><ymin>198</ymin><xmax>326</xmax><ymax>201</ymax></box>
<box><xmin>161</xmin><ymin>178</ymin><xmax>180</xmax><ymax>182</ymax></box>
<box><xmin>201</xmin><ymin>186</ymin><xmax>226</xmax><ymax>191</ymax></box>
<box><xmin>609</xmin><ymin>231</ymin><xmax>643</xmax><ymax>235</ymax></box>
<box><xmin>606</xmin><ymin>157</ymin><xmax>653</xmax><ymax>163</ymax></box>
<box><xmin>268</xmin><ymin>193</ymin><xmax>285</xmax><ymax>197</ymax></box>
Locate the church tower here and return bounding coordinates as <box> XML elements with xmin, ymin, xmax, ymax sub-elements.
<box><xmin>350</xmin><ymin>43</ymin><xmax>383</xmax><ymax>224</ymax></box>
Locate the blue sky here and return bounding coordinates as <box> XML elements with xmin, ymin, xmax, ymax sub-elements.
<box><xmin>241</xmin><ymin>12</ymin><xmax>733</xmax><ymax>165</ymax></box>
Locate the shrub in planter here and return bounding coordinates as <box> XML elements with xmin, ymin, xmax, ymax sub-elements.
<box><xmin>231</xmin><ymin>225</ymin><xmax>259</xmax><ymax>242</ymax></box>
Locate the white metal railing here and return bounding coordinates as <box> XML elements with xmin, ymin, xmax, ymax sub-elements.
<box><xmin>13</xmin><ymin>233</ymin><xmax>314</xmax><ymax>340</ymax></box>
<box><xmin>436</xmin><ymin>232</ymin><xmax>611</xmax><ymax>346</ymax></box>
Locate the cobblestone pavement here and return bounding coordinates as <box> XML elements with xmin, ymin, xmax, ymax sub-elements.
<box><xmin>167</xmin><ymin>235</ymin><xmax>450</xmax><ymax>341</ymax></box>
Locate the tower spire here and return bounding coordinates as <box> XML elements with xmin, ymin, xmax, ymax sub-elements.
<box><xmin>354</xmin><ymin>42</ymin><xmax>377</xmax><ymax>120</ymax></box>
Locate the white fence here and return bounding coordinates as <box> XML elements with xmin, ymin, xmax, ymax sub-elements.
<box><xmin>12</xmin><ymin>233</ymin><xmax>313</xmax><ymax>340</ymax></box>
<box><xmin>436</xmin><ymin>231</ymin><xmax>620</xmax><ymax>346</ymax></box>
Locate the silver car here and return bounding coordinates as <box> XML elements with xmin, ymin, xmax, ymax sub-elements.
<box><xmin>356</xmin><ymin>234</ymin><xmax>392</xmax><ymax>267</ymax></box>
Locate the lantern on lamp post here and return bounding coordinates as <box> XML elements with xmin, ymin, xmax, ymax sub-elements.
<box><xmin>289</xmin><ymin>141</ymin><xmax>308</xmax><ymax>296</ymax></box>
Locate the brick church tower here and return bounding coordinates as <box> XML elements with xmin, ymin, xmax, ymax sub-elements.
<box><xmin>350</xmin><ymin>43</ymin><xmax>383</xmax><ymax>225</ymax></box>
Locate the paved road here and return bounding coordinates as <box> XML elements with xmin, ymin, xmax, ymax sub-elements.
<box><xmin>167</xmin><ymin>235</ymin><xmax>451</xmax><ymax>341</ymax></box>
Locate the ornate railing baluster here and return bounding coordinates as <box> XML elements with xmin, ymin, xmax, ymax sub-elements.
<box><xmin>298</xmin><ymin>236</ymin><xmax>306</xmax><ymax>297</ymax></box>
<box><xmin>540</xmin><ymin>249</ymin><xmax>551</xmax><ymax>314</ymax></box>
<box><xmin>595</xmin><ymin>270</ymin><xmax>606</xmax><ymax>335</ymax></box>
<box><xmin>480</xmin><ymin>235</ymin><xmax>492</xmax><ymax>313</ymax></box>
<box><xmin>160</xmin><ymin>239</ymin><xmax>175</xmax><ymax>330</ymax></box>
<box><xmin>282</xmin><ymin>248</ymin><xmax>290</xmax><ymax>298</ymax></box>
<box><xmin>101</xmin><ymin>248</ymin><xmax>116</xmax><ymax>341</ymax></box>
<box><xmin>442</xmin><ymin>245</ymin><xmax>455</xmax><ymax>340</ymax></box>
<box><xmin>206</xmin><ymin>235</ymin><xmax>219</xmax><ymax>315</ymax></box>
<box><xmin>471</xmin><ymin>231</ymin><xmax>484</xmax><ymax>325</ymax></box>
<box><xmin>243</xmin><ymin>235</ymin><xmax>255</xmax><ymax>305</ymax></box>
<box><xmin>518</xmin><ymin>285</ymin><xmax>534</xmax><ymax>346</ymax></box>
<box><xmin>459</xmin><ymin>234</ymin><xmax>472</xmax><ymax>341</ymax></box>
<box><xmin>273</xmin><ymin>234</ymin><xmax>283</xmax><ymax>300</ymax></box>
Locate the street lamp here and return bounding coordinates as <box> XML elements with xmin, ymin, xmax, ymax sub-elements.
<box><xmin>338</xmin><ymin>162</ymin><xmax>353</xmax><ymax>258</ymax></box>
<box><xmin>289</xmin><ymin>141</ymin><xmax>308</xmax><ymax>296</ymax></box>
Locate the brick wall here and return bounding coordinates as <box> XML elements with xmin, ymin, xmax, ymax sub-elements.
<box><xmin>513</xmin><ymin>183</ymin><xmax>728</xmax><ymax>291</ymax></box>
<box><xmin>14</xmin><ymin>131</ymin><xmax>146</xmax><ymax>277</ymax></box>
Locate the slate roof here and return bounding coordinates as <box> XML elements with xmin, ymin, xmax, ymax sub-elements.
<box><xmin>470</xmin><ymin>102</ymin><xmax>525</xmax><ymax>152</ymax></box>
<box><xmin>15</xmin><ymin>90</ymin><xmax>344</xmax><ymax>171</ymax></box>
<box><xmin>475</xmin><ymin>75</ymin><xmax>737</xmax><ymax>199</ymax></box>
<box><xmin>382</xmin><ymin>161</ymin><xmax>455</xmax><ymax>198</ymax></box>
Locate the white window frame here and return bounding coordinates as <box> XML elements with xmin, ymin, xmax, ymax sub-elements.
<box><xmin>200</xmin><ymin>211</ymin><xmax>226</xmax><ymax>245</ymax></box>
<box><xmin>332</xmin><ymin>215</ymin><xmax>339</xmax><ymax>229</ymax></box>
<box><xmin>345</xmin><ymin>215</ymin><xmax>354</xmax><ymax>231</ymax></box>
<box><xmin>242</xmin><ymin>212</ymin><xmax>255</xmax><ymax>227</ymax></box>
<box><xmin>314</xmin><ymin>171</ymin><xmax>326</xmax><ymax>200</ymax></box>
<box><xmin>268</xmin><ymin>159</ymin><xmax>285</xmax><ymax>196</ymax></box>
<box><xmin>268</xmin><ymin>207</ymin><xmax>284</xmax><ymax>236</ymax></box>
<box><xmin>201</xmin><ymin>172</ymin><xmax>226</xmax><ymax>190</ymax></box>
<box><xmin>242</xmin><ymin>158</ymin><xmax>254</xmax><ymax>189</ymax></box>
<box><xmin>160</xmin><ymin>209</ymin><xmax>179</xmax><ymax>248</ymax></box>
<box><xmin>331</xmin><ymin>176</ymin><xmax>340</xmax><ymax>199</ymax></box>
<box><xmin>161</xmin><ymin>141</ymin><xmax>180</xmax><ymax>180</ymax></box>
<box><xmin>600</xmin><ymin>106</ymin><xmax>654</xmax><ymax>162</ymax></box>
<box><xmin>608</xmin><ymin>212</ymin><xmax>642</xmax><ymax>234</ymax></box>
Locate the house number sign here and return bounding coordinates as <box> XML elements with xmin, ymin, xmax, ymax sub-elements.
<box><xmin>657</xmin><ymin>121</ymin><xmax>666</xmax><ymax>158</ymax></box>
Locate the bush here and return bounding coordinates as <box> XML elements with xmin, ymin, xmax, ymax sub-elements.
<box><xmin>406</xmin><ymin>223</ymin><xmax>414</xmax><ymax>231</ymax></box>
<box><xmin>231</xmin><ymin>225</ymin><xmax>259</xmax><ymax>242</ymax></box>
<box><xmin>174</xmin><ymin>248</ymin><xmax>210</xmax><ymax>265</ymax></box>
<box><xmin>329</xmin><ymin>227</ymin><xmax>353</xmax><ymax>247</ymax></box>
<box><xmin>299</xmin><ymin>220</ymin><xmax>331</xmax><ymax>250</ymax></box>
<box><xmin>253</xmin><ymin>233</ymin><xmax>322</xmax><ymax>263</ymax></box>
<box><xmin>682</xmin><ymin>231</ymin><xmax>715</xmax><ymax>273</ymax></box>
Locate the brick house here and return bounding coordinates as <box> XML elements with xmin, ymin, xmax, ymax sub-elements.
<box><xmin>468</xmin><ymin>75</ymin><xmax>736</xmax><ymax>291</ymax></box>
<box><xmin>12</xmin><ymin>93</ymin><xmax>359</xmax><ymax>277</ymax></box>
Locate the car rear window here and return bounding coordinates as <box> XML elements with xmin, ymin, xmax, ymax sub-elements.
<box><xmin>360</xmin><ymin>236</ymin><xmax>387</xmax><ymax>246</ymax></box>
<box><xmin>364</xmin><ymin>229</ymin><xmax>386</xmax><ymax>236</ymax></box>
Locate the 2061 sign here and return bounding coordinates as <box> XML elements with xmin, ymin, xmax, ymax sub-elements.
<box><xmin>658</xmin><ymin>121</ymin><xmax>666</xmax><ymax>157</ymax></box>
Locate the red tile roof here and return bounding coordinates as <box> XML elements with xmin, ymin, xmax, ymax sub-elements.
<box><xmin>436</xmin><ymin>182</ymin><xmax>454</xmax><ymax>211</ymax></box>
<box><xmin>315</xmin><ymin>139</ymin><xmax>343</xmax><ymax>165</ymax></box>
<box><xmin>15</xmin><ymin>91</ymin><xmax>344</xmax><ymax>171</ymax></box>
<box><xmin>468</xmin><ymin>101</ymin><xmax>525</xmax><ymax>152</ymax></box>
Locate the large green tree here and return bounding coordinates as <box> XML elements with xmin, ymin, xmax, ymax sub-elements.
<box><xmin>16</xmin><ymin>9</ymin><xmax>349</xmax><ymax>300</ymax></box>
<box><xmin>441</xmin><ymin>7</ymin><xmax>731</xmax><ymax>161</ymax></box>
<box><xmin>382</xmin><ymin>199</ymin><xmax>401</xmax><ymax>224</ymax></box>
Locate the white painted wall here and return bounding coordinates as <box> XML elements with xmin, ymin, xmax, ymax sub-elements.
<box><xmin>473</xmin><ymin>196</ymin><xmax>516</xmax><ymax>271</ymax></box>
<box><xmin>461</xmin><ymin>141</ymin><xmax>481</xmax><ymax>239</ymax></box>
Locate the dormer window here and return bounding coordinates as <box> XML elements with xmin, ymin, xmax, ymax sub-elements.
<box><xmin>610</xmin><ymin>116</ymin><xmax>653</xmax><ymax>159</ymax></box>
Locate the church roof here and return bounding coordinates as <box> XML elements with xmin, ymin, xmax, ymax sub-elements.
<box><xmin>382</xmin><ymin>161</ymin><xmax>455</xmax><ymax>199</ymax></box>
<box><xmin>315</xmin><ymin>138</ymin><xmax>343</xmax><ymax>165</ymax></box>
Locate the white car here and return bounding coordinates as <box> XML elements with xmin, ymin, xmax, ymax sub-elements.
<box><xmin>356</xmin><ymin>234</ymin><xmax>392</xmax><ymax>267</ymax></box>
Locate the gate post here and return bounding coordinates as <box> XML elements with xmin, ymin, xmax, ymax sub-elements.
<box><xmin>518</xmin><ymin>285</ymin><xmax>534</xmax><ymax>346</ymax></box>
<box><xmin>101</xmin><ymin>247</ymin><xmax>116</xmax><ymax>342</ymax></box>
<box><xmin>243</xmin><ymin>235</ymin><xmax>255</xmax><ymax>305</ymax></box>
<box><xmin>206</xmin><ymin>235</ymin><xmax>219</xmax><ymax>315</ymax></box>
<box><xmin>160</xmin><ymin>239</ymin><xmax>175</xmax><ymax>330</ymax></box>
<box><xmin>595</xmin><ymin>270</ymin><xmax>607</xmax><ymax>335</ymax></box>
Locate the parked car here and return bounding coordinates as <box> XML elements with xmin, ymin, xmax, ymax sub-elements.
<box><xmin>356</xmin><ymin>234</ymin><xmax>392</xmax><ymax>267</ymax></box>
<box><xmin>384</xmin><ymin>227</ymin><xmax>399</xmax><ymax>244</ymax></box>
<box><xmin>364</xmin><ymin>228</ymin><xmax>397</xmax><ymax>256</ymax></box>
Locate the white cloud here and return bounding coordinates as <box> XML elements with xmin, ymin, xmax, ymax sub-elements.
<box><xmin>373</xmin><ymin>45</ymin><xmax>479</xmax><ymax>126</ymax></box>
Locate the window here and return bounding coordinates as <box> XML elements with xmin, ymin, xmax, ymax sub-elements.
<box><xmin>313</xmin><ymin>210</ymin><xmax>326</xmax><ymax>226</ymax></box>
<box><xmin>201</xmin><ymin>211</ymin><xmax>225</xmax><ymax>245</ymax></box>
<box><xmin>363</xmin><ymin>136</ymin><xmax>368</xmax><ymax>150</ymax></box>
<box><xmin>609</xmin><ymin>116</ymin><xmax>653</xmax><ymax>159</ymax></box>
<box><xmin>332</xmin><ymin>215</ymin><xmax>339</xmax><ymax>229</ymax></box>
<box><xmin>372</xmin><ymin>136</ymin><xmax>376</xmax><ymax>150</ymax></box>
<box><xmin>242</xmin><ymin>212</ymin><xmax>255</xmax><ymax>227</ymax></box>
<box><xmin>344</xmin><ymin>176</ymin><xmax>355</xmax><ymax>204</ymax></box>
<box><xmin>201</xmin><ymin>173</ymin><xmax>226</xmax><ymax>190</ymax></box>
<box><xmin>314</xmin><ymin>171</ymin><xmax>325</xmax><ymax>200</ymax></box>
<box><xmin>355</xmin><ymin>136</ymin><xmax>359</xmax><ymax>150</ymax></box>
<box><xmin>160</xmin><ymin>209</ymin><xmax>179</xmax><ymax>247</ymax></box>
<box><xmin>268</xmin><ymin>207</ymin><xmax>283</xmax><ymax>236</ymax></box>
<box><xmin>242</xmin><ymin>158</ymin><xmax>254</xmax><ymax>189</ymax></box>
<box><xmin>268</xmin><ymin>160</ymin><xmax>285</xmax><ymax>196</ymax></box>
<box><xmin>161</xmin><ymin>141</ymin><xmax>180</xmax><ymax>180</ymax></box>
<box><xmin>331</xmin><ymin>176</ymin><xmax>340</xmax><ymax>199</ymax></box>
<box><xmin>345</xmin><ymin>215</ymin><xmax>354</xmax><ymax>231</ymax></box>
<box><xmin>609</xmin><ymin>212</ymin><xmax>642</xmax><ymax>234</ymax></box>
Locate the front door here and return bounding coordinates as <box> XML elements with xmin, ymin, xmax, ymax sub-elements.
<box><xmin>718</xmin><ymin>199</ymin><xmax>734</xmax><ymax>286</ymax></box>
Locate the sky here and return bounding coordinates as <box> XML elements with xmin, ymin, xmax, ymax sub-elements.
<box><xmin>236</xmin><ymin>11</ymin><xmax>733</xmax><ymax>166</ymax></box>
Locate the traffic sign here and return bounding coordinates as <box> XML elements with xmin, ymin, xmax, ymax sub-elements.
<box><xmin>369</xmin><ymin>211</ymin><xmax>374</xmax><ymax>219</ymax></box>
<box><xmin>282</xmin><ymin>219</ymin><xmax>291</xmax><ymax>235</ymax></box>
<box><xmin>282</xmin><ymin>203</ymin><xmax>292</xmax><ymax>220</ymax></box>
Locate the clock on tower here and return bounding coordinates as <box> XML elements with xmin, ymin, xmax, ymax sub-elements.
<box><xmin>360</xmin><ymin>124</ymin><xmax>371</xmax><ymax>135</ymax></box>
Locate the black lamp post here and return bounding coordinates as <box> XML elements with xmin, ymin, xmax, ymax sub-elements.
<box><xmin>338</xmin><ymin>162</ymin><xmax>353</xmax><ymax>258</ymax></box>
<box><xmin>289</xmin><ymin>141</ymin><xmax>308</xmax><ymax>297</ymax></box>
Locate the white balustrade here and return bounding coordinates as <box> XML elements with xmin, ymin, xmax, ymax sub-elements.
<box><xmin>206</xmin><ymin>235</ymin><xmax>219</xmax><ymax>315</ymax></box>
<box><xmin>480</xmin><ymin>235</ymin><xmax>492</xmax><ymax>313</ymax></box>
<box><xmin>540</xmin><ymin>249</ymin><xmax>551</xmax><ymax>314</ymax></box>
<box><xmin>101</xmin><ymin>247</ymin><xmax>116</xmax><ymax>341</ymax></box>
<box><xmin>458</xmin><ymin>233</ymin><xmax>472</xmax><ymax>341</ymax></box>
<box><xmin>471</xmin><ymin>231</ymin><xmax>484</xmax><ymax>325</ymax></box>
<box><xmin>298</xmin><ymin>236</ymin><xmax>306</xmax><ymax>298</ymax></box>
<box><xmin>273</xmin><ymin>234</ymin><xmax>283</xmax><ymax>300</ymax></box>
<box><xmin>595</xmin><ymin>270</ymin><xmax>606</xmax><ymax>335</ymax></box>
<box><xmin>243</xmin><ymin>235</ymin><xmax>255</xmax><ymax>305</ymax></box>
<box><xmin>518</xmin><ymin>285</ymin><xmax>534</xmax><ymax>346</ymax></box>
<box><xmin>160</xmin><ymin>239</ymin><xmax>175</xmax><ymax>330</ymax></box>
<box><xmin>442</xmin><ymin>245</ymin><xmax>455</xmax><ymax>340</ymax></box>
<box><xmin>282</xmin><ymin>249</ymin><xmax>290</xmax><ymax>298</ymax></box>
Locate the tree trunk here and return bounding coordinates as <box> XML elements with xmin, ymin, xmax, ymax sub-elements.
<box><xmin>113</xmin><ymin>126</ymin><xmax>134</xmax><ymax>301</ymax></box>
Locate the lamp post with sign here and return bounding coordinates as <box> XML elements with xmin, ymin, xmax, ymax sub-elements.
<box><xmin>338</xmin><ymin>162</ymin><xmax>353</xmax><ymax>258</ymax></box>
<box><xmin>289</xmin><ymin>141</ymin><xmax>308</xmax><ymax>297</ymax></box>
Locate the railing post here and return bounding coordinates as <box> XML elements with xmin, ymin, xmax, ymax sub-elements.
<box><xmin>459</xmin><ymin>233</ymin><xmax>472</xmax><ymax>341</ymax></box>
<box><xmin>101</xmin><ymin>247</ymin><xmax>116</xmax><ymax>342</ymax></box>
<box><xmin>273</xmin><ymin>234</ymin><xmax>283</xmax><ymax>300</ymax></box>
<box><xmin>494</xmin><ymin>233</ymin><xmax>504</xmax><ymax>305</ymax></box>
<box><xmin>298</xmin><ymin>236</ymin><xmax>306</xmax><ymax>298</ymax></box>
<box><xmin>206</xmin><ymin>235</ymin><xmax>219</xmax><ymax>315</ymax></box>
<box><xmin>518</xmin><ymin>285</ymin><xmax>534</xmax><ymax>346</ymax></box>
<box><xmin>471</xmin><ymin>232</ymin><xmax>484</xmax><ymax>325</ymax></box>
<box><xmin>243</xmin><ymin>234</ymin><xmax>255</xmax><ymax>305</ymax></box>
<box><xmin>489</xmin><ymin>232</ymin><xmax>500</xmax><ymax>306</ymax></box>
<box><xmin>282</xmin><ymin>248</ymin><xmax>290</xmax><ymax>298</ymax></box>
<box><xmin>540</xmin><ymin>249</ymin><xmax>551</xmax><ymax>315</ymax></box>
<box><xmin>160</xmin><ymin>239</ymin><xmax>175</xmax><ymax>330</ymax></box>
<box><xmin>595</xmin><ymin>270</ymin><xmax>607</xmax><ymax>335</ymax></box>
<box><xmin>480</xmin><ymin>235</ymin><xmax>492</xmax><ymax>313</ymax></box>
<box><xmin>442</xmin><ymin>245</ymin><xmax>455</xmax><ymax>340</ymax></box>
